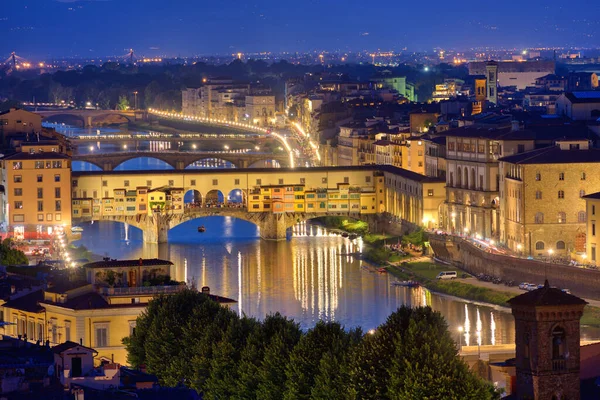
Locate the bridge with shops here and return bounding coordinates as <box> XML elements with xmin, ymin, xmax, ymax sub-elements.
<box><xmin>37</xmin><ymin>110</ymin><xmax>141</xmax><ymax>127</ymax></box>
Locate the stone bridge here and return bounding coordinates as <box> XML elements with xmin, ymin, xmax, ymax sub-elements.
<box><xmin>75</xmin><ymin>209</ymin><xmax>385</xmax><ymax>242</ymax></box>
<box><xmin>37</xmin><ymin>110</ymin><xmax>141</xmax><ymax>127</ymax></box>
<box><xmin>71</xmin><ymin>151</ymin><xmax>289</xmax><ymax>170</ymax></box>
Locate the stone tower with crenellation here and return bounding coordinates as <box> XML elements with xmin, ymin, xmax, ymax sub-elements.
<box><xmin>508</xmin><ymin>280</ymin><xmax>587</xmax><ymax>400</ymax></box>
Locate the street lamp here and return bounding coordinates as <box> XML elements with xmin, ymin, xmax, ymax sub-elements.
<box><xmin>89</xmin><ymin>146</ymin><xmax>94</xmax><ymax>152</ymax></box>
<box><xmin>224</xmin><ymin>145</ymin><xmax>230</xmax><ymax>150</ymax></box>
<box><xmin>123</xmin><ymin>144</ymin><xmax>127</xmax><ymax>150</ymax></box>
<box><xmin>133</xmin><ymin>91</ymin><xmax>138</xmax><ymax>110</ymax></box>
<box><xmin>192</xmin><ymin>144</ymin><xmax>197</xmax><ymax>150</ymax></box>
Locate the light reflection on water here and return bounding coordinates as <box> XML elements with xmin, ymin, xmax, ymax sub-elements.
<box><xmin>72</xmin><ymin>218</ymin><xmax>528</xmax><ymax>343</ymax></box>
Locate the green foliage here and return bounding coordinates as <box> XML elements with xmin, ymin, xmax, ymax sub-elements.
<box><xmin>402</xmin><ymin>227</ymin><xmax>428</xmax><ymax>246</ymax></box>
<box><xmin>117</xmin><ymin>95</ymin><xmax>130</xmax><ymax>110</ymax></box>
<box><xmin>126</xmin><ymin>291</ymin><xmax>498</xmax><ymax>399</ymax></box>
<box><xmin>0</xmin><ymin>238</ymin><xmax>28</xmax><ymax>265</ymax></box>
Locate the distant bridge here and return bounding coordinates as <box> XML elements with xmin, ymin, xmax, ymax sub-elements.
<box><xmin>36</xmin><ymin>110</ymin><xmax>141</xmax><ymax>127</ymax></box>
<box><xmin>71</xmin><ymin>150</ymin><xmax>289</xmax><ymax>170</ymax></box>
<box><xmin>77</xmin><ymin>208</ymin><xmax>383</xmax><ymax>242</ymax></box>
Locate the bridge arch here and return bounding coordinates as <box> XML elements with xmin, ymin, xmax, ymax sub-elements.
<box><xmin>184</xmin><ymin>189</ymin><xmax>202</xmax><ymax>206</ymax></box>
<box><xmin>248</xmin><ymin>159</ymin><xmax>282</xmax><ymax>168</ymax></box>
<box><xmin>205</xmin><ymin>190</ymin><xmax>225</xmax><ymax>206</ymax></box>
<box><xmin>113</xmin><ymin>156</ymin><xmax>176</xmax><ymax>171</ymax></box>
<box><xmin>227</xmin><ymin>188</ymin><xmax>246</xmax><ymax>205</ymax></box>
<box><xmin>72</xmin><ymin>160</ymin><xmax>103</xmax><ymax>172</ymax></box>
<box><xmin>43</xmin><ymin>114</ymin><xmax>86</xmax><ymax>127</ymax></box>
<box><xmin>185</xmin><ymin>157</ymin><xmax>238</xmax><ymax>169</ymax></box>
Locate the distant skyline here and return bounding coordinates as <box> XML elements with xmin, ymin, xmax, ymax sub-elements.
<box><xmin>2</xmin><ymin>0</ymin><xmax>599</xmax><ymax>59</ymax></box>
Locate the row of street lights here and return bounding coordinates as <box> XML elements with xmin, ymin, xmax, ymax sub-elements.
<box><xmin>457</xmin><ymin>325</ymin><xmax>481</xmax><ymax>358</ymax></box>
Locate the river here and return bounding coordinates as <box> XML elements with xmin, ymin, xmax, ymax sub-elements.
<box><xmin>59</xmin><ymin>124</ymin><xmax>600</xmax><ymax>343</ymax></box>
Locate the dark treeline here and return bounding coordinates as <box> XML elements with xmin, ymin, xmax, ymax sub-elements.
<box><xmin>124</xmin><ymin>289</ymin><xmax>498</xmax><ymax>399</ymax></box>
<box><xmin>0</xmin><ymin>60</ymin><xmax>469</xmax><ymax>111</ymax></box>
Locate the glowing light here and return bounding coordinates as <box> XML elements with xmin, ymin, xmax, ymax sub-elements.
<box><xmin>89</xmin><ymin>146</ymin><xmax>94</xmax><ymax>151</ymax></box>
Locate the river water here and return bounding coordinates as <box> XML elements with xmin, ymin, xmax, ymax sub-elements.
<box><xmin>59</xmin><ymin>124</ymin><xmax>600</xmax><ymax>343</ymax></box>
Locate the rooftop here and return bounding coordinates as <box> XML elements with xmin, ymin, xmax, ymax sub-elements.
<box><xmin>45</xmin><ymin>280</ymin><xmax>90</xmax><ymax>294</ymax></box>
<box><xmin>83</xmin><ymin>258</ymin><xmax>174</xmax><ymax>269</ymax></box>
<box><xmin>564</xmin><ymin>92</ymin><xmax>600</xmax><ymax>104</ymax></box>
<box><xmin>499</xmin><ymin>145</ymin><xmax>600</xmax><ymax>165</ymax></box>
<box><xmin>52</xmin><ymin>341</ymin><xmax>97</xmax><ymax>355</ymax></box>
<box><xmin>1</xmin><ymin>290</ymin><xmax>45</xmax><ymax>313</ymax></box>
<box><xmin>2</xmin><ymin>152</ymin><xmax>70</xmax><ymax>161</ymax></box>
<box><xmin>507</xmin><ymin>280</ymin><xmax>588</xmax><ymax>307</ymax></box>
<box><xmin>582</xmin><ymin>192</ymin><xmax>600</xmax><ymax>201</ymax></box>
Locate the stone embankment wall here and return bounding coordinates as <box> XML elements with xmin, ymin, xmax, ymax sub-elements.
<box><xmin>430</xmin><ymin>235</ymin><xmax>600</xmax><ymax>301</ymax></box>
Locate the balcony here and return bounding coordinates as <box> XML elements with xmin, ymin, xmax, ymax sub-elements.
<box><xmin>552</xmin><ymin>359</ymin><xmax>567</xmax><ymax>371</ymax></box>
<box><xmin>99</xmin><ymin>285</ymin><xmax>186</xmax><ymax>296</ymax></box>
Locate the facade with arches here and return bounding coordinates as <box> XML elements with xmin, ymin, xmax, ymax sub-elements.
<box><xmin>500</xmin><ymin>140</ymin><xmax>600</xmax><ymax>257</ymax></box>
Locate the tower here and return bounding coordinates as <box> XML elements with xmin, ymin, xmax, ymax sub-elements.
<box><xmin>485</xmin><ymin>61</ymin><xmax>498</xmax><ymax>105</ymax></box>
<box><xmin>508</xmin><ymin>280</ymin><xmax>587</xmax><ymax>400</ymax></box>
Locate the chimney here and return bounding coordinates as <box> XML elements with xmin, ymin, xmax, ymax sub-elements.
<box><xmin>511</xmin><ymin>120</ymin><xmax>520</xmax><ymax>132</ymax></box>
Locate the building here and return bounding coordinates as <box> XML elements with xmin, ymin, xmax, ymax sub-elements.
<box><xmin>508</xmin><ymin>282</ymin><xmax>587</xmax><ymax>399</ymax></box>
<box><xmin>444</xmin><ymin>126</ymin><xmax>539</xmax><ymax>239</ymax></box>
<box><xmin>582</xmin><ymin>192</ymin><xmax>600</xmax><ymax>265</ymax></box>
<box><xmin>245</xmin><ymin>94</ymin><xmax>276</xmax><ymax>126</ymax></box>
<box><xmin>1</xmin><ymin>259</ymin><xmax>236</xmax><ymax>365</ymax></box>
<box><xmin>567</xmin><ymin>72</ymin><xmax>599</xmax><ymax>92</ymax></box>
<box><xmin>431</xmin><ymin>79</ymin><xmax>465</xmax><ymax>101</ymax></box>
<box><xmin>469</xmin><ymin>60</ymin><xmax>555</xmax><ymax>90</ymax></box>
<box><xmin>372</xmin><ymin>73</ymin><xmax>416</xmax><ymax>101</ymax></box>
<box><xmin>0</xmin><ymin>108</ymin><xmax>43</xmax><ymax>136</ymax></box>
<box><xmin>499</xmin><ymin>140</ymin><xmax>600</xmax><ymax>257</ymax></box>
<box><xmin>556</xmin><ymin>92</ymin><xmax>600</xmax><ymax>121</ymax></box>
<box><xmin>424</xmin><ymin>136</ymin><xmax>446</xmax><ymax>179</ymax></box>
<box><xmin>535</xmin><ymin>74</ymin><xmax>567</xmax><ymax>92</ymax></box>
<box><xmin>181</xmin><ymin>87</ymin><xmax>202</xmax><ymax>116</ymax></box>
<box><xmin>0</xmin><ymin>141</ymin><xmax>71</xmax><ymax>240</ymax></box>
<box><xmin>404</xmin><ymin>136</ymin><xmax>426</xmax><ymax>175</ymax></box>
<box><xmin>485</xmin><ymin>62</ymin><xmax>499</xmax><ymax>104</ymax></box>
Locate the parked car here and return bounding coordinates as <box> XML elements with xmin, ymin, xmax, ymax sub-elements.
<box><xmin>526</xmin><ymin>284</ymin><xmax>539</xmax><ymax>291</ymax></box>
<box><xmin>436</xmin><ymin>271</ymin><xmax>458</xmax><ymax>280</ymax></box>
<box><xmin>562</xmin><ymin>289</ymin><xmax>571</xmax><ymax>294</ymax></box>
<box><xmin>519</xmin><ymin>282</ymin><xmax>530</xmax><ymax>290</ymax></box>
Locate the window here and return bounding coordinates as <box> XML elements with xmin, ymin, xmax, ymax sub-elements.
<box><xmin>594</xmin><ymin>205</ymin><xmax>596</xmax><ymax>216</ymax></box>
<box><xmin>36</xmin><ymin>187</ymin><xmax>43</xmax><ymax>198</ymax></box>
<box><xmin>235</xmin><ymin>179</ymin><xmax>240</xmax><ymax>185</ymax></box>
<box><xmin>256</xmin><ymin>179</ymin><xmax>262</xmax><ymax>185</ymax></box>
<box><xmin>558</xmin><ymin>190</ymin><xmax>564</xmax><ymax>199</ymax></box>
<box><xmin>557</xmin><ymin>212</ymin><xmax>566</xmax><ymax>224</ymax></box>
<box><xmin>556</xmin><ymin>241</ymin><xmax>566</xmax><ymax>250</ymax></box>
<box><xmin>322</xmin><ymin>177</ymin><xmax>327</xmax><ymax>184</ymax></box>
<box><xmin>300</xmin><ymin>178</ymin><xmax>306</xmax><ymax>184</ymax></box>
<box><xmin>580</xmin><ymin>190</ymin><xmax>585</xmax><ymax>198</ymax></box>
<box><xmin>365</xmin><ymin>176</ymin><xmax>371</xmax><ymax>183</ymax></box>
<box><xmin>55</xmin><ymin>213</ymin><xmax>61</xmax><ymax>221</ymax></box>
<box><xmin>55</xmin><ymin>201</ymin><xmax>61</xmax><ymax>212</ymax></box>
<box><xmin>13</xmin><ymin>214</ymin><xmax>24</xmax><ymax>222</ymax></box>
<box><xmin>13</xmin><ymin>175</ymin><xmax>22</xmax><ymax>183</ymax></box>
<box><xmin>52</xmin><ymin>161</ymin><xmax>62</xmax><ymax>168</ymax></box>
<box><xmin>35</xmin><ymin>161</ymin><xmax>44</xmax><ymax>169</ymax></box>
<box><xmin>13</xmin><ymin>162</ymin><xmax>22</xmax><ymax>170</ymax></box>
<box><xmin>428</xmin><ymin>189</ymin><xmax>434</xmax><ymax>197</ymax></box>
<box><xmin>55</xmin><ymin>188</ymin><xmax>61</xmax><ymax>198</ymax></box>
<box><xmin>212</xmin><ymin>179</ymin><xmax>218</xmax><ymax>185</ymax></box>
<box><xmin>95</xmin><ymin>324</ymin><xmax>108</xmax><ymax>348</ymax></box>
<box><xmin>593</xmin><ymin>245</ymin><xmax>597</xmax><ymax>262</ymax></box>
<box><xmin>65</xmin><ymin>321</ymin><xmax>71</xmax><ymax>342</ymax></box>
<box><xmin>517</xmin><ymin>144</ymin><xmax>525</xmax><ymax>153</ymax></box>
<box><xmin>72</xmin><ymin>180</ymin><xmax>78</xmax><ymax>187</ymax></box>
<box><xmin>146</xmin><ymin>180</ymin><xmax>152</xmax><ymax>187</ymax></box>
<box><xmin>535</xmin><ymin>172</ymin><xmax>541</xmax><ymax>181</ymax></box>
<box><xmin>129</xmin><ymin>321</ymin><xmax>137</xmax><ymax>336</ymax></box>
<box><xmin>54</xmin><ymin>174</ymin><xmax>61</xmax><ymax>182</ymax></box>
<box><xmin>168</xmin><ymin>180</ymin><xmax>174</xmax><ymax>186</ymax></box>
<box><xmin>558</xmin><ymin>172</ymin><xmax>564</xmax><ymax>181</ymax></box>
<box><xmin>124</xmin><ymin>180</ymin><xmax>130</xmax><ymax>187</ymax></box>
<box><xmin>14</xmin><ymin>188</ymin><xmax>22</xmax><ymax>196</ymax></box>
<box><xmin>582</xmin><ymin>172</ymin><xmax>587</xmax><ymax>180</ymax></box>
<box><xmin>534</xmin><ymin>212</ymin><xmax>544</xmax><ymax>224</ymax></box>
<box><xmin>535</xmin><ymin>191</ymin><xmax>542</xmax><ymax>200</ymax></box>
<box><xmin>344</xmin><ymin>177</ymin><xmax>349</xmax><ymax>184</ymax></box>
<box><xmin>37</xmin><ymin>201</ymin><xmax>44</xmax><ymax>212</ymax></box>
<box><xmin>37</xmin><ymin>175</ymin><xmax>43</xmax><ymax>183</ymax></box>
<box><xmin>578</xmin><ymin>211</ymin><xmax>586</xmax><ymax>223</ymax></box>
<box><xmin>593</xmin><ymin>221</ymin><xmax>596</xmax><ymax>236</ymax></box>
<box><xmin>38</xmin><ymin>214</ymin><xmax>44</xmax><ymax>221</ymax></box>
<box><xmin>14</xmin><ymin>201</ymin><xmax>23</xmax><ymax>209</ymax></box>
<box><xmin>279</xmin><ymin>179</ymin><xmax>284</xmax><ymax>184</ymax></box>
<box><xmin>535</xmin><ymin>241</ymin><xmax>545</xmax><ymax>250</ymax></box>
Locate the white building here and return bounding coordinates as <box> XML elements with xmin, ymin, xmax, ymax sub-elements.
<box><xmin>556</xmin><ymin>92</ymin><xmax>600</xmax><ymax>121</ymax></box>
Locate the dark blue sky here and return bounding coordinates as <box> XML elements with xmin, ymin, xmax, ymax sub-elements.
<box><xmin>2</xmin><ymin>0</ymin><xmax>599</xmax><ymax>58</ymax></box>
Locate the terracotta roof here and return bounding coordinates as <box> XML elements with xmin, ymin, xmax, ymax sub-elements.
<box><xmin>83</xmin><ymin>258</ymin><xmax>173</xmax><ymax>269</ymax></box>
<box><xmin>508</xmin><ymin>280</ymin><xmax>587</xmax><ymax>307</ymax></box>
<box><xmin>52</xmin><ymin>341</ymin><xmax>97</xmax><ymax>355</ymax></box>
<box><xmin>45</xmin><ymin>280</ymin><xmax>90</xmax><ymax>294</ymax></box>
<box><xmin>2</xmin><ymin>290</ymin><xmax>45</xmax><ymax>313</ymax></box>
<box><xmin>1</xmin><ymin>152</ymin><xmax>70</xmax><ymax>161</ymax></box>
<box><xmin>499</xmin><ymin>145</ymin><xmax>600</xmax><ymax>165</ymax></box>
<box><xmin>583</xmin><ymin>192</ymin><xmax>600</xmax><ymax>200</ymax></box>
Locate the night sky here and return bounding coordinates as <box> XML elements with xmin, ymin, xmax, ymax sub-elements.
<box><xmin>2</xmin><ymin>0</ymin><xmax>599</xmax><ymax>58</ymax></box>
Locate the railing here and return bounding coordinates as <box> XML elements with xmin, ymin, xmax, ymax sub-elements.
<box><xmin>552</xmin><ymin>359</ymin><xmax>567</xmax><ymax>371</ymax></box>
<box><xmin>100</xmin><ymin>285</ymin><xmax>185</xmax><ymax>296</ymax></box>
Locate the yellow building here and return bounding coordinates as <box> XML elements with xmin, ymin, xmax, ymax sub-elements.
<box><xmin>1</xmin><ymin>259</ymin><xmax>235</xmax><ymax>365</ymax></box>
<box><xmin>1</xmin><ymin>141</ymin><xmax>71</xmax><ymax>239</ymax></box>
<box><xmin>583</xmin><ymin>193</ymin><xmax>600</xmax><ymax>264</ymax></box>
<box><xmin>0</xmin><ymin>108</ymin><xmax>43</xmax><ymax>135</ymax></box>
<box><xmin>499</xmin><ymin>140</ymin><xmax>600</xmax><ymax>257</ymax></box>
<box><xmin>403</xmin><ymin>136</ymin><xmax>426</xmax><ymax>175</ymax></box>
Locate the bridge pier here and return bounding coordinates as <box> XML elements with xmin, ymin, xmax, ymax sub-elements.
<box><xmin>258</xmin><ymin>213</ymin><xmax>291</xmax><ymax>241</ymax></box>
<box><xmin>141</xmin><ymin>214</ymin><xmax>170</xmax><ymax>244</ymax></box>
<box><xmin>85</xmin><ymin>116</ymin><xmax>93</xmax><ymax>128</ymax></box>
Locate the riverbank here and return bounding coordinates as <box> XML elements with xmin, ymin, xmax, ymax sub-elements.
<box><xmin>386</xmin><ymin>260</ymin><xmax>600</xmax><ymax>327</ymax></box>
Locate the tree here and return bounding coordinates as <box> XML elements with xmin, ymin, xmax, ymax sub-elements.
<box><xmin>0</xmin><ymin>238</ymin><xmax>28</xmax><ymax>265</ymax></box>
<box><xmin>117</xmin><ymin>95</ymin><xmax>130</xmax><ymax>110</ymax></box>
